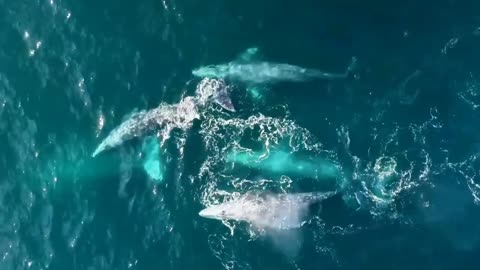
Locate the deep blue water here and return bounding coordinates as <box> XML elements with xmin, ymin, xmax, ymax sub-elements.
<box><xmin>1</xmin><ymin>0</ymin><xmax>480</xmax><ymax>269</ymax></box>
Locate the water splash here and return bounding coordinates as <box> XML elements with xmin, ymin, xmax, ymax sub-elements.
<box><xmin>457</xmin><ymin>74</ymin><xmax>480</xmax><ymax>110</ymax></box>
<box><xmin>198</xmin><ymin>112</ymin><xmax>330</xmax><ymax>198</ymax></box>
<box><xmin>336</xmin><ymin>107</ymin><xmax>442</xmax><ymax>216</ymax></box>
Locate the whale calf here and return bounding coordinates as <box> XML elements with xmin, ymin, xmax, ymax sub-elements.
<box><xmin>193</xmin><ymin>47</ymin><xmax>356</xmax><ymax>86</ymax></box>
<box><xmin>92</xmin><ymin>78</ymin><xmax>234</xmax><ymax>157</ymax></box>
<box><xmin>199</xmin><ymin>191</ymin><xmax>337</xmax><ymax>230</ymax></box>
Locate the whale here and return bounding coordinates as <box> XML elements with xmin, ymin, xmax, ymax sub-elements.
<box><xmin>92</xmin><ymin>78</ymin><xmax>234</xmax><ymax>157</ymax></box>
<box><xmin>91</xmin><ymin>97</ymin><xmax>198</xmax><ymax>157</ymax></box>
<box><xmin>226</xmin><ymin>148</ymin><xmax>341</xmax><ymax>182</ymax></box>
<box><xmin>199</xmin><ymin>190</ymin><xmax>337</xmax><ymax>230</ymax></box>
<box><xmin>192</xmin><ymin>47</ymin><xmax>356</xmax><ymax>96</ymax></box>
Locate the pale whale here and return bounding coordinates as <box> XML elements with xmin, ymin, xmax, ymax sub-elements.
<box><xmin>199</xmin><ymin>191</ymin><xmax>337</xmax><ymax>230</ymax></box>
<box><xmin>92</xmin><ymin>78</ymin><xmax>234</xmax><ymax>157</ymax></box>
<box><xmin>192</xmin><ymin>47</ymin><xmax>356</xmax><ymax>86</ymax></box>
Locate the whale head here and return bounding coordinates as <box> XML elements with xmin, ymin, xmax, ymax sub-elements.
<box><xmin>199</xmin><ymin>200</ymin><xmax>245</xmax><ymax>221</ymax></box>
<box><xmin>192</xmin><ymin>64</ymin><xmax>228</xmax><ymax>79</ymax></box>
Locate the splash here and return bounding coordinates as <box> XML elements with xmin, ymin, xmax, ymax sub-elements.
<box><xmin>336</xmin><ymin>108</ymin><xmax>441</xmax><ymax>215</ymax></box>
<box><xmin>370</xmin><ymin>156</ymin><xmax>400</xmax><ymax>203</ymax></box>
<box><xmin>196</xmin><ymin>108</ymin><xmax>347</xmax><ymax>264</ymax></box>
<box><xmin>457</xmin><ymin>74</ymin><xmax>480</xmax><ymax>110</ymax></box>
<box><xmin>198</xmin><ymin>112</ymin><xmax>333</xmax><ymax>200</ymax></box>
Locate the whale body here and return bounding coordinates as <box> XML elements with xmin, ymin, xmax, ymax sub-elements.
<box><xmin>92</xmin><ymin>97</ymin><xmax>199</xmax><ymax>157</ymax></box>
<box><xmin>92</xmin><ymin>78</ymin><xmax>234</xmax><ymax>157</ymax></box>
<box><xmin>193</xmin><ymin>62</ymin><xmax>350</xmax><ymax>84</ymax></box>
<box><xmin>192</xmin><ymin>47</ymin><xmax>356</xmax><ymax>86</ymax></box>
<box><xmin>199</xmin><ymin>191</ymin><xmax>336</xmax><ymax>230</ymax></box>
<box><xmin>226</xmin><ymin>148</ymin><xmax>341</xmax><ymax>181</ymax></box>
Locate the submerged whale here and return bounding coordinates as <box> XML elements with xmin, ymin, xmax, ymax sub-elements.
<box><xmin>192</xmin><ymin>47</ymin><xmax>356</xmax><ymax>88</ymax></box>
<box><xmin>199</xmin><ymin>191</ymin><xmax>337</xmax><ymax>230</ymax></box>
<box><xmin>226</xmin><ymin>148</ymin><xmax>341</xmax><ymax>182</ymax></box>
<box><xmin>92</xmin><ymin>78</ymin><xmax>234</xmax><ymax>157</ymax></box>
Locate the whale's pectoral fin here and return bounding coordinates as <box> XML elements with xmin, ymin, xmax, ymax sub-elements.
<box><xmin>213</xmin><ymin>87</ymin><xmax>236</xmax><ymax>112</ymax></box>
<box><xmin>344</xmin><ymin>56</ymin><xmax>358</xmax><ymax>78</ymax></box>
<box><xmin>246</xmin><ymin>85</ymin><xmax>268</xmax><ymax>101</ymax></box>
<box><xmin>237</xmin><ymin>47</ymin><xmax>261</xmax><ymax>62</ymax></box>
<box><xmin>141</xmin><ymin>136</ymin><xmax>165</xmax><ymax>182</ymax></box>
<box><xmin>266</xmin><ymin>229</ymin><xmax>303</xmax><ymax>258</ymax></box>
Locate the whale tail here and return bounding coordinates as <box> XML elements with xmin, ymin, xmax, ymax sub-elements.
<box><xmin>309</xmin><ymin>57</ymin><xmax>358</xmax><ymax>80</ymax></box>
<box><xmin>292</xmin><ymin>190</ymin><xmax>338</xmax><ymax>205</ymax></box>
<box><xmin>306</xmin><ymin>191</ymin><xmax>338</xmax><ymax>203</ymax></box>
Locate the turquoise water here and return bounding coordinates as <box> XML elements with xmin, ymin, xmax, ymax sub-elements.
<box><xmin>1</xmin><ymin>0</ymin><xmax>480</xmax><ymax>269</ymax></box>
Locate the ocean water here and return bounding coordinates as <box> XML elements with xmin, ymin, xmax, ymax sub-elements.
<box><xmin>1</xmin><ymin>0</ymin><xmax>480</xmax><ymax>269</ymax></box>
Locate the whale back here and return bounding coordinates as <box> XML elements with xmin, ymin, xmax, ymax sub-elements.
<box><xmin>238</xmin><ymin>191</ymin><xmax>337</xmax><ymax>230</ymax></box>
